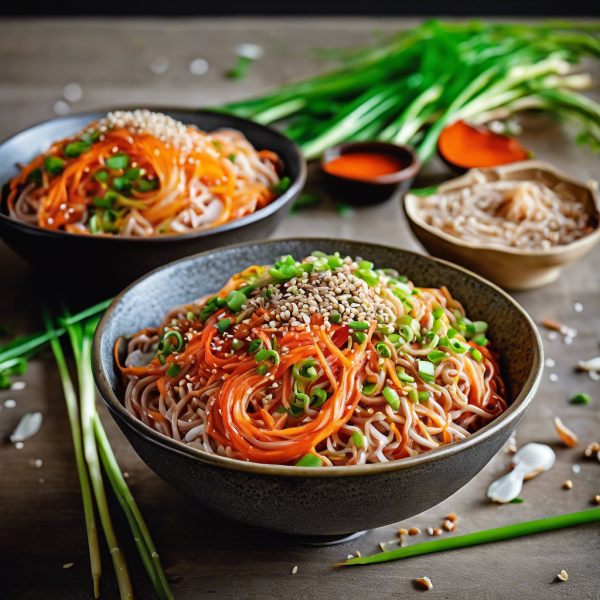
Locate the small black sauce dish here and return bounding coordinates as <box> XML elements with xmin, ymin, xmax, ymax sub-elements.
<box><xmin>320</xmin><ymin>141</ymin><xmax>421</xmax><ymax>206</ymax></box>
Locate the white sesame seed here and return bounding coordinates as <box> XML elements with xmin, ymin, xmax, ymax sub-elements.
<box><xmin>4</xmin><ymin>399</ymin><xmax>16</xmax><ymax>408</ymax></box>
<box><xmin>545</xmin><ymin>358</ymin><xmax>556</xmax><ymax>368</ymax></box>
<box><xmin>63</xmin><ymin>563</ymin><xmax>74</xmax><ymax>569</ymax></box>
<box><xmin>549</xmin><ymin>373</ymin><xmax>558</xmax><ymax>383</ymax></box>
<box><xmin>292</xmin><ymin>566</ymin><xmax>298</xmax><ymax>574</ymax></box>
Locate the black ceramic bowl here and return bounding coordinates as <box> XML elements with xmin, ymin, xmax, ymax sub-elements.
<box><xmin>0</xmin><ymin>110</ymin><xmax>306</xmax><ymax>290</ymax></box>
<box><xmin>321</xmin><ymin>141</ymin><xmax>421</xmax><ymax>206</ymax></box>
<box><xmin>93</xmin><ymin>239</ymin><xmax>543</xmax><ymax>541</ymax></box>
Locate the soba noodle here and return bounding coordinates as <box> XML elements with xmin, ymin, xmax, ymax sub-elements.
<box><xmin>416</xmin><ymin>173</ymin><xmax>591</xmax><ymax>250</ymax></box>
<box><xmin>118</xmin><ymin>252</ymin><xmax>507</xmax><ymax>466</ymax></box>
<box><xmin>7</xmin><ymin>110</ymin><xmax>285</xmax><ymax>236</ymax></box>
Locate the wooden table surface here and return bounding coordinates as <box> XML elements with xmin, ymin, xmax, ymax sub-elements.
<box><xmin>0</xmin><ymin>17</ymin><xmax>599</xmax><ymax>600</ymax></box>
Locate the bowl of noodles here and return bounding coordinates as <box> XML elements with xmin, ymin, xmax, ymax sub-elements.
<box><xmin>0</xmin><ymin>109</ymin><xmax>305</xmax><ymax>288</ymax></box>
<box><xmin>93</xmin><ymin>239</ymin><xmax>542</xmax><ymax>540</ymax></box>
<box><xmin>404</xmin><ymin>160</ymin><xmax>600</xmax><ymax>290</ymax></box>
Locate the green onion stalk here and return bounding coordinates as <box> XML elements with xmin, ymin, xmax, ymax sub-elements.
<box><xmin>39</xmin><ymin>304</ymin><xmax>173</xmax><ymax>599</ymax></box>
<box><xmin>334</xmin><ymin>507</ymin><xmax>600</xmax><ymax>567</ymax></box>
<box><xmin>43</xmin><ymin>309</ymin><xmax>102</xmax><ymax>598</ymax></box>
<box><xmin>220</xmin><ymin>20</ymin><xmax>600</xmax><ymax>161</ymax></box>
<box><xmin>65</xmin><ymin>316</ymin><xmax>134</xmax><ymax>600</ymax></box>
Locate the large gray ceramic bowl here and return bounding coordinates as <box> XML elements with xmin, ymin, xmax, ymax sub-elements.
<box><xmin>93</xmin><ymin>239</ymin><xmax>543</xmax><ymax>541</ymax></box>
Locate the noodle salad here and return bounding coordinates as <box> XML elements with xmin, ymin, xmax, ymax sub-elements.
<box><xmin>118</xmin><ymin>252</ymin><xmax>507</xmax><ymax>466</ymax></box>
<box><xmin>8</xmin><ymin>110</ymin><xmax>287</xmax><ymax>236</ymax></box>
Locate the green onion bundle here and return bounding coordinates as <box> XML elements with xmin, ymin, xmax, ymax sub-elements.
<box><xmin>223</xmin><ymin>20</ymin><xmax>600</xmax><ymax>161</ymax></box>
<box><xmin>11</xmin><ymin>302</ymin><xmax>173</xmax><ymax>600</ymax></box>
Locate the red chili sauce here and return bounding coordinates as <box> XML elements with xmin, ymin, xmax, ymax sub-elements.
<box><xmin>323</xmin><ymin>152</ymin><xmax>406</xmax><ymax>180</ymax></box>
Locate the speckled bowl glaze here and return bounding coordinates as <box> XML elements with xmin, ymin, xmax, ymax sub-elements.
<box><xmin>93</xmin><ymin>239</ymin><xmax>543</xmax><ymax>539</ymax></box>
<box><xmin>404</xmin><ymin>160</ymin><xmax>600</xmax><ymax>291</ymax></box>
<box><xmin>0</xmin><ymin>110</ymin><xmax>306</xmax><ymax>291</ymax></box>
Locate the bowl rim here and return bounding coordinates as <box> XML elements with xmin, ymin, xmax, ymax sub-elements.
<box><xmin>93</xmin><ymin>237</ymin><xmax>544</xmax><ymax>478</ymax></box>
<box><xmin>404</xmin><ymin>160</ymin><xmax>600</xmax><ymax>257</ymax></box>
<box><xmin>321</xmin><ymin>141</ymin><xmax>421</xmax><ymax>185</ymax></box>
<box><xmin>0</xmin><ymin>108</ymin><xmax>307</xmax><ymax>244</ymax></box>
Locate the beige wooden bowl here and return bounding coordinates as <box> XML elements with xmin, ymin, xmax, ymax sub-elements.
<box><xmin>404</xmin><ymin>161</ymin><xmax>600</xmax><ymax>290</ymax></box>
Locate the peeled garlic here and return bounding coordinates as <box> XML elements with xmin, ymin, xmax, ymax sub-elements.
<box><xmin>487</xmin><ymin>443</ymin><xmax>555</xmax><ymax>503</ymax></box>
<box><xmin>10</xmin><ymin>412</ymin><xmax>43</xmax><ymax>443</ymax></box>
<box><xmin>577</xmin><ymin>356</ymin><xmax>600</xmax><ymax>371</ymax></box>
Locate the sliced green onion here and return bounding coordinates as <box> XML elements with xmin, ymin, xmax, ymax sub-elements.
<box><xmin>388</xmin><ymin>333</ymin><xmax>402</xmax><ymax>348</ymax></box>
<box><xmin>473</xmin><ymin>321</ymin><xmax>488</xmax><ymax>333</ymax></box>
<box><xmin>348</xmin><ymin>321</ymin><xmax>369</xmax><ymax>330</ymax></box>
<box><xmin>105</xmin><ymin>154</ymin><xmax>130</xmax><ymax>170</ymax></box>
<box><xmin>361</xmin><ymin>381</ymin><xmax>377</xmax><ymax>396</ymax></box>
<box><xmin>272</xmin><ymin>176</ymin><xmax>291</xmax><ymax>195</ymax></box>
<box><xmin>396</xmin><ymin>367</ymin><xmax>414</xmax><ymax>383</ymax></box>
<box><xmin>447</xmin><ymin>328</ymin><xmax>459</xmax><ymax>338</ymax></box>
<box><xmin>399</xmin><ymin>325</ymin><xmax>414</xmax><ymax>343</ymax></box>
<box><xmin>94</xmin><ymin>171</ymin><xmax>108</xmax><ymax>183</ymax></box>
<box><xmin>352</xmin><ymin>431</ymin><xmax>365</xmax><ymax>448</ymax></box>
<box><xmin>432</xmin><ymin>319</ymin><xmax>444</xmax><ymax>334</ymax></box>
<box><xmin>93</xmin><ymin>196</ymin><xmax>114</xmax><ymax>209</ymax></box>
<box><xmin>432</xmin><ymin>306</ymin><xmax>444</xmax><ymax>320</ymax></box>
<box><xmin>157</xmin><ymin>354</ymin><xmax>167</xmax><ymax>365</ymax></box>
<box><xmin>311</xmin><ymin>251</ymin><xmax>328</xmax><ymax>258</ymax></box>
<box><xmin>255</xmin><ymin>349</ymin><xmax>280</xmax><ymax>365</ymax></box>
<box><xmin>510</xmin><ymin>497</ymin><xmax>524</xmax><ymax>503</ymax></box>
<box><xmin>44</xmin><ymin>156</ymin><xmax>64</xmax><ymax>175</ymax></box>
<box><xmin>248</xmin><ymin>339</ymin><xmax>263</xmax><ymax>353</ymax></box>
<box><xmin>310</xmin><ymin>388</ymin><xmax>328</xmax><ymax>407</ymax></box>
<box><xmin>472</xmin><ymin>333</ymin><xmax>488</xmax><ymax>346</ymax></box>
<box><xmin>358</xmin><ymin>260</ymin><xmax>374</xmax><ymax>270</ymax></box>
<box><xmin>427</xmin><ymin>350</ymin><xmax>447</xmax><ymax>364</ymax></box>
<box><xmin>186</xmin><ymin>311</ymin><xmax>195</xmax><ymax>321</ymax></box>
<box><xmin>450</xmin><ymin>339</ymin><xmax>469</xmax><ymax>354</ymax></box>
<box><xmin>382</xmin><ymin>387</ymin><xmax>400</xmax><ymax>411</ymax></box>
<box><xmin>112</xmin><ymin>176</ymin><xmax>131</xmax><ymax>193</ymax></box>
<box><xmin>166</xmin><ymin>364</ymin><xmax>182</xmax><ymax>378</ymax></box>
<box><xmin>355</xmin><ymin>269</ymin><xmax>379</xmax><ymax>287</ymax></box>
<box><xmin>328</xmin><ymin>255</ymin><xmax>344</xmax><ymax>269</ymax></box>
<box><xmin>376</xmin><ymin>342</ymin><xmax>392</xmax><ymax>358</ymax></box>
<box><xmin>256</xmin><ymin>364</ymin><xmax>269</xmax><ymax>375</ymax></box>
<box><xmin>138</xmin><ymin>178</ymin><xmax>158</xmax><ymax>192</ymax></box>
<box><xmin>225</xmin><ymin>290</ymin><xmax>247</xmax><ymax>313</ymax></box>
<box><xmin>296</xmin><ymin>454</ymin><xmax>322</xmax><ymax>467</ymax></box>
<box><xmin>65</xmin><ymin>141</ymin><xmax>91</xmax><ymax>158</ymax></box>
<box><xmin>217</xmin><ymin>318</ymin><xmax>231</xmax><ymax>335</ymax></box>
<box><xmin>469</xmin><ymin>347</ymin><xmax>483</xmax><ymax>362</ymax></box>
<box><xmin>418</xmin><ymin>359</ymin><xmax>435</xmax><ymax>382</ymax></box>
<box><xmin>571</xmin><ymin>393</ymin><xmax>591</xmax><ymax>404</ymax></box>
<box><xmin>126</xmin><ymin>167</ymin><xmax>141</xmax><ymax>180</ymax></box>
<box><xmin>353</xmin><ymin>332</ymin><xmax>367</xmax><ymax>344</ymax></box>
<box><xmin>27</xmin><ymin>168</ymin><xmax>43</xmax><ymax>185</ymax></box>
<box><xmin>329</xmin><ymin>313</ymin><xmax>342</xmax><ymax>325</ymax></box>
<box><xmin>231</xmin><ymin>339</ymin><xmax>244</xmax><ymax>351</ymax></box>
<box><xmin>161</xmin><ymin>331</ymin><xmax>183</xmax><ymax>353</ymax></box>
